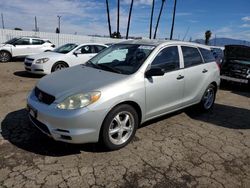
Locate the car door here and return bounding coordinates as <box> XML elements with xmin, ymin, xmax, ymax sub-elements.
<box><xmin>145</xmin><ymin>46</ymin><xmax>185</xmax><ymax>119</ymax></box>
<box><xmin>181</xmin><ymin>46</ymin><xmax>210</xmax><ymax>106</ymax></box>
<box><xmin>29</xmin><ymin>39</ymin><xmax>45</xmax><ymax>54</ymax></box>
<box><xmin>71</xmin><ymin>45</ymin><xmax>96</xmax><ymax>65</ymax></box>
<box><xmin>12</xmin><ymin>38</ymin><xmax>32</xmax><ymax>57</ymax></box>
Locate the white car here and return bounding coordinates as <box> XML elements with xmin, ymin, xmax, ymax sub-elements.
<box><xmin>24</xmin><ymin>43</ymin><xmax>108</xmax><ymax>74</ymax></box>
<box><xmin>0</xmin><ymin>36</ymin><xmax>55</xmax><ymax>62</ymax></box>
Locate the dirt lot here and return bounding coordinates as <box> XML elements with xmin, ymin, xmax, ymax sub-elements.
<box><xmin>0</xmin><ymin>62</ymin><xmax>250</xmax><ymax>188</ymax></box>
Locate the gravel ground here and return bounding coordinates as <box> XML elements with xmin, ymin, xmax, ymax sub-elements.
<box><xmin>0</xmin><ymin>62</ymin><xmax>250</xmax><ymax>188</ymax></box>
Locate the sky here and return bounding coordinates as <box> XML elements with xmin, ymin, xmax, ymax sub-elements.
<box><xmin>0</xmin><ymin>0</ymin><xmax>250</xmax><ymax>41</ymax></box>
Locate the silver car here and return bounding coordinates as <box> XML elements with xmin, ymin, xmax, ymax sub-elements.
<box><xmin>27</xmin><ymin>40</ymin><xmax>220</xmax><ymax>150</ymax></box>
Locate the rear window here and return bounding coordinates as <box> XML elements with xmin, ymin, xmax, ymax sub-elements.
<box><xmin>199</xmin><ymin>48</ymin><xmax>215</xmax><ymax>63</ymax></box>
<box><xmin>31</xmin><ymin>39</ymin><xmax>45</xmax><ymax>45</ymax></box>
<box><xmin>182</xmin><ymin>46</ymin><xmax>203</xmax><ymax>67</ymax></box>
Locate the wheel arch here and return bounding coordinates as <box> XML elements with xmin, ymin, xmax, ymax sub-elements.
<box><xmin>51</xmin><ymin>61</ymin><xmax>69</xmax><ymax>72</ymax></box>
<box><xmin>210</xmin><ymin>81</ymin><xmax>218</xmax><ymax>93</ymax></box>
<box><xmin>0</xmin><ymin>49</ymin><xmax>12</xmax><ymax>56</ymax></box>
<box><xmin>98</xmin><ymin>100</ymin><xmax>142</xmax><ymax>141</ymax></box>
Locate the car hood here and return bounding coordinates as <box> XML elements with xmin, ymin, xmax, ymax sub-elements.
<box><xmin>224</xmin><ymin>45</ymin><xmax>250</xmax><ymax>61</ymax></box>
<box><xmin>27</xmin><ymin>51</ymin><xmax>66</xmax><ymax>60</ymax></box>
<box><xmin>0</xmin><ymin>43</ymin><xmax>12</xmax><ymax>48</ymax></box>
<box><xmin>36</xmin><ymin>65</ymin><xmax>128</xmax><ymax>100</ymax></box>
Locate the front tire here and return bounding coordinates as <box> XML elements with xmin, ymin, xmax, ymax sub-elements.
<box><xmin>0</xmin><ymin>51</ymin><xmax>11</xmax><ymax>62</ymax></box>
<box><xmin>100</xmin><ymin>104</ymin><xmax>138</xmax><ymax>150</ymax></box>
<box><xmin>199</xmin><ymin>84</ymin><xmax>216</xmax><ymax>111</ymax></box>
<box><xmin>51</xmin><ymin>61</ymin><xmax>68</xmax><ymax>72</ymax></box>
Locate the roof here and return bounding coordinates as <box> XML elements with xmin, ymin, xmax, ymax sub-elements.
<box><xmin>118</xmin><ymin>39</ymin><xmax>211</xmax><ymax>49</ymax></box>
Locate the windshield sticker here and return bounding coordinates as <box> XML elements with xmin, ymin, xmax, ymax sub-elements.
<box><xmin>138</xmin><ymin>45</ymin><xmax>155</xmax><ymax>50</ymax></box>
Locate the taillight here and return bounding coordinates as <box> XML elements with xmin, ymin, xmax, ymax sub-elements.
<box><xmin>216</xmin><ymin>62</ymin><xmax>221</xmax><ymax>71</ymax></box>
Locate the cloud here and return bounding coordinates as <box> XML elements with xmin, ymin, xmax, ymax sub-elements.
<box><xmin>122</xmin><ymin>0</ymin><xmax>152</xmax><ymax>6</ymax></box>
<box><xmin>242</xmin><ymin>16</ymin><xmax>250</xmax><ymax>22</ymax></box>
<box><xmin>240</xmin><ymin>24</ymin><xmax>250</xmax><ymax>28</ymax></box>
<box><xmin>0</xmin><ymin>0</ymin><xmax>107</xmax><ymax>34</ymax></box>
<box><xmin>176</xmin><ymin>12</ymin><xmax>192</xmax><ymax>16</ymax></box>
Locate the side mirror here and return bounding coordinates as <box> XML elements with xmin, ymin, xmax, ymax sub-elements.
<box><xmin>73</xmin><ymin>51</ymin><xmax>78</xmax><ymax>57</ymax></box>
<box><xmin>145</xmin><ymin>67</ymin><xmax>165</xmax><ymax>77</ymax></box>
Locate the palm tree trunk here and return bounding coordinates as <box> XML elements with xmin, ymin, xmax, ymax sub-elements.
<box><xmin>153</xmin><ymin>0</ymin><xmax>165</xmax><ymax>39</ymax></box>
<box><xmin>126</xmin><ymin>0</ymin><xmax>134</xmax><ymax>39</ymax></box>
<box><xmin>149</xmin><ymin>0</ymin><xmax>155</xmax><ymax>39</ymax></box>
<box><xmin>105</xmin><ymin>0</ymin><xmax>112</xmax><ymax>37</ymax></box>
<box><xmin>117</xmin><ymin>0</ymin><xmax>120</xmax><ymax>37</ymax></box>
<box><xmin>170</xmin><ymin>0</ymin><xmax>177</xmax><ymax>40</ymax></box>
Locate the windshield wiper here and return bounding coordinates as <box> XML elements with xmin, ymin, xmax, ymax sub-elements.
<box><xmin>85</xmin><ymin>60</ymin><xmax>100</xmax><ymax>69</ymax></box>
<box><xmin>97</xmin><ymin>64</ymin><xmax>121</xmax><ymax>73</ymax></box>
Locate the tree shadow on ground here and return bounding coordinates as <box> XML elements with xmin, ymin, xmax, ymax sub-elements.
<box><xmin>13</xmin><ymin>71</ymin><xmax>44</xmax><ymax>78</ymax></box>
<box><xmin>1</xmin><ymin>109</ymin><xmax>109</xmax><ymax>156</ymax></box>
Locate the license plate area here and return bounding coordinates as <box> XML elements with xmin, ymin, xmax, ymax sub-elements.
<box><xmin>27</xmin><ymin>104</ymin><xmax>37</xmax><ymax>118</ymax></box>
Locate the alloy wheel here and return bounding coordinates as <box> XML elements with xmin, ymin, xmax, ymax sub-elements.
<box><xmin>108</xmin><ymin>111</ymin><xmax>135</xmax><ymax>145</ymax></box>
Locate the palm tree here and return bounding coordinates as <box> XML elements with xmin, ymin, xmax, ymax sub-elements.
<box><xmin>105</xmin><ymin>0</ymin><xmax>112</xmax><ymax>37</ymax></box>
<box><xmin>149</xmin><ymin>0</ymin><xmax>155</xmax><ymax>39</ymax></box>
<box><xmin>170</xmin><ymin>0</ymin><xmax>177</xmax><ymax>40</ymax></box>
<box><xmin>126</xmin><ymin>0</ymin><xmax>134</xmax><ymax>39</ymax></box>
<box><xmin>205</xmin><ymin>30</ymin><xmax>212</xmax><ymax>45</ymax></box>
<box><xmin>117</xmin><ymin>0</ymin><xmax>120</xmax><ymax>38</ymax></box>
<box><xmin>153</xmin><ymin>0</ymin><xmax>166</xmax><ymax>39</ymax></box>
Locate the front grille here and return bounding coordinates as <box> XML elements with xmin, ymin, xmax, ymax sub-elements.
<box><xmin>25</xmin><ymin>62</ymin><xmax>32</xmax><ymax>66</ymax></box>
<box><xmin>34</xmin><ymin>87</ymin><xmax>55</xmax><ymax>105</ymax></box>
<box><xmin>29</xmin><ymin>115</ymin><xmax>51</xmax><ymax>135</ymax></box>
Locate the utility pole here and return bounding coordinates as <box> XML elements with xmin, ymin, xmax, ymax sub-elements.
<box><xmin>126</xmin><ymin>0</ymin><xmax>134</xmax><ymax>39</ymax></box>
<box><xmin>34</xmin><ymin>16</ymin><xmax>38</xmax><ymax>32</ymax></box>
<box><xmin>1</xmin><ymin>13</ymin><xmax>4</xmax><ymax>29</ymax></box>
<box><xmin>105</xmin><ymin>0</ymin><xmax>112</xmax><ymax>37</ymax></box>
<box><xmin>170</xmin><ymin>0</ymin><xmax>177</xmax><ymax>40</ymax></box>
<box><xmin>117</xmin><ymin>0</ymin><xmax>120</xmax><ymax>36</ymax></box>
<box><xmin>57</xmin><ymin>15</ymin><xmax>61</xmax><ymax>33</ymax></box>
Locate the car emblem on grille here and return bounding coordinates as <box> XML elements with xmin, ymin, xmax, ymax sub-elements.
<box><xmin>38</xmin><ymin>92</ymin><xmax>43</xmax><ymax>101</ymax></box>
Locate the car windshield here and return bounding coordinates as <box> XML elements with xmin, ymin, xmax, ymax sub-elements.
<box><xmin>53</xmin><ymin>43</ymin><xmax>78</xmax><ymax>54</ymax></box>
<box><xmin>85</xmin><ymin>44</ymin><xmax>155</xmax><ymax>75</ymax></box>
<box><xmin>4</xmin><ymin>37</ymin><xmax>20</xmax><ymax>44</ymax></box>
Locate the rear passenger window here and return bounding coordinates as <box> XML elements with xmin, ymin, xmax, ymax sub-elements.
<box><xmin>95</xmin><ymin>45</ymin><xmax>106</xmax><ymax>53</ymax></box>
<box><xmin>151</xmin><ymin>46</ymin><xmax>180</xmax><ymax>72</ymax></box>
<box><xmin>32</xmin><ymin>39</ymin><xmax>45</xmax><ymax>45</ymax></box>
<box><xmin>199</xmin><ymin>48</ymin><xmax>215</xmax><ymax>63</ymax></box>
<box><xmin>182</xmin><ymin>46</ymin><xmax>202</xmax><ymax>68</ymax></box>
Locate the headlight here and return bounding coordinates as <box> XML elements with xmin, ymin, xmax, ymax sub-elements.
<box><xmin>57</xmin><ymin>92</ymin><xmax>101</xmax><ymax>110</ymax></box>
<box><xmin>36</xmin><ymin>58</ymin><xmax>49</xmax><ymax>64</ymax></box>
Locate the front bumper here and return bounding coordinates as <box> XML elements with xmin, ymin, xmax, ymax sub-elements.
<box><xmin>27</xmin><ymin>91</ymin><xmax>106</xmax><ymax>144</ymax></box>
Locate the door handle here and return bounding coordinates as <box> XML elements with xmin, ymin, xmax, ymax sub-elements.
<box><xmin>202</xmin><ymin>69</ymin><xmax>208</xmax><ymax>73</ymax></box>
<box><xmin>176</xmin><ymin>75</ymin><xmax>184</xmax><ymax>80</ymax></box>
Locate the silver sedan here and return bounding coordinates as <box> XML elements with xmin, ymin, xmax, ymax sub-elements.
<box><xmin>27</xmin><ymin>40</ymin><xmax>220</xmax><ymax>150</ymax></box>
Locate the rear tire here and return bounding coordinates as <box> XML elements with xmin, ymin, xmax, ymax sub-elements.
<box><xmin>51</xmin><ymin>62</ymin><xmax>68</xmax><ymax>72</ymax></box>
<box><xmin>0</xmin><ymin>51</ymin><xmax>11</xmax><ymax>62</ymax></box>
<box><xmin>100</xmin><ymin>104</ymin><xmax>138</xmax><ymax>150</ymax></box>
<box><xmin>199</xmin><ymin>84</ymin><xmax>216</xmax><ymax>111</ymax></box>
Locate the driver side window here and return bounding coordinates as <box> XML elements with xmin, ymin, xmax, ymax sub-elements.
<box><xmin>151</xmin><ymin>46</ymin><xmax>180</xmax><ymax>72</ymax></box>
<box><xmin>76</xmin><ymin>45</ymin><xmax>95</xmax><ymax>54</ymax></box>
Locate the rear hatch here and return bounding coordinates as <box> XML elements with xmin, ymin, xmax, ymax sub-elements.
<box><xmin>221</xmin><ymin>45</ymin><xmax>250</xmax><ymax>79</ymax></box>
